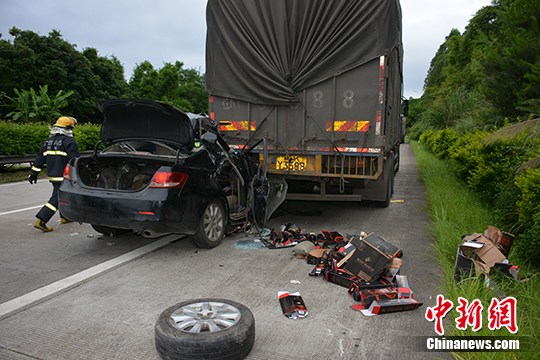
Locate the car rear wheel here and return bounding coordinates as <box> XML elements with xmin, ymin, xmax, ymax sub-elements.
<box><xmin>191</xmin><ymin>199</ymin><xmax>226</xmax><ymax>248</ymax></box>
<box><xmin>155</xmin><ymin>298</ymin><xmax>255</xmax><ymax>360</ymax></box>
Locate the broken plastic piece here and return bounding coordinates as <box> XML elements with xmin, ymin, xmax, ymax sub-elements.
<box><xmin>234</xmin><ymin>239</ymin><xmax>266</xmax><ymax>249</ymax></box>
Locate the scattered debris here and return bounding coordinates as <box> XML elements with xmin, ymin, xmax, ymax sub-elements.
<box><xmin>454</xmin><ymin>226</ymin><xmax>518</xmax><ymax>284</ymax></box>
<box><xmin>292</xmin><ymin>241</ymin><xmax>315</xmax><ymax>257</ymax></box>
<box><xmin>290</xmin><ymin>230</ymin><xmax>422</xmax><ymax>316</ymax></box>
<box><xmin>278</xmin><ymin>291</ymin><xmax>308</xmax><ymax>319</ymax></box>
<box><xmin>358</xmin><ymin>298</ymin><xmax>424</xmax><ymax>316</ymax></box>
<box><xmin>267</xmin><ymin>223</ymin><xmax>306</xmax><ymax>248</ymax></box>
<box><xmin>234</xmin><ymin>239</ymin><xmax>266</xmax><ymax>250</ymax></box>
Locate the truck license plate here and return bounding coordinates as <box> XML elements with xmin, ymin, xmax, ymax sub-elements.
<box><xmin>276</xmin><ymin>156</ymin><xmax>307</xmax><ymax>171</ymax></box>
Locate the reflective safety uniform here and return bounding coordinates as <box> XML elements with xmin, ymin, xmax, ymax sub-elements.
<box><xmin>32</xmin><ymin>132</ymin><xmax>79</xmax><ymax>223</ymax></box>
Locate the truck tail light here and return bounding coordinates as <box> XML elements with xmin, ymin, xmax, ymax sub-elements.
<box><xmin>149</xmin><ymin>171</ymin><xmax>188</xmax><ymax>188</ymax></box>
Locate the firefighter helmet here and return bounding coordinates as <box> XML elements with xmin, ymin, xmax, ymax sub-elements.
<box><xmin>55</xmin><ymin>116</ymin><xmax>78</xmax><ymax>128</ymax></box>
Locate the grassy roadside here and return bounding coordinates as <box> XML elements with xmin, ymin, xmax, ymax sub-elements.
<box><xmin>411</xmin><ymin>142</ymin><xmax>539</xmax><ymax>359</ymax></box>
<box><xmin>0</xmin><ymin>165</ymin><xmax>33</xmax><ymax>183</ymax></box>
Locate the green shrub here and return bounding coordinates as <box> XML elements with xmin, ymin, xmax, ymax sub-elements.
<box><xmin>444</xmin><ymin>121</ymin><xmax>539</xmax><ymax>206</ymax></box>
<box><xmin>448</xmin><ymin>130</ymin><xmax>490</xmax><ymax>182</ymax></box>
<box><xmin>421</xmin><ymin>120</ymin><xmax>540</xmax><ymax>267</ymax></box>
<box><xmin>515</xmin><ymin>168</ymin><xmax>540</xmax><ymax>266</ymax></box>
<box><xmin>0</xmin><ymin>121</ymin><xmax>100</xmax><ymax>155</ymax></box>
<box><xmin>514</xmin><ymin>212</ymin><xmax>540</xmax><ymax>267</ymax></box>
<box><xmin>413</xmin><ymin>142</ymin><xmax>540</xmax><ymax>358</ymax></box>
<box><xmin>419</xmin><ymin>129</ymin><xmax>436</xmax><ymax>152</ymax></box>
<box><xmin>0</xmin><ymin>122</ymin><xmax>49</xmax><ymax>155</ymax></box>
<box><xmin>419</xmin><ymin>128</ymin><xmax>458</xmax><ymax>160</ymax></box>
<box><xmin>73</xmin><ymin>124</ymin><xmax>101</xmax><ymax>151</ymax></box>
<box><xmin>466</xmin><ymin>141</ymin><xmax>512</xmax><ymax>199</ymax></box>
<box><xmin>515</xmin><ymin>168</ymin><xmax>540</xmax><ymax>225</ymax></box>
<box><xmin>430</xmin><ymin>128</ymin><xmax>457</xmax><ymax>159</ymax></box>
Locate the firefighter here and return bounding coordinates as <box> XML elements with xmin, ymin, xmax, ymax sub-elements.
<box><xmin>29</xmin><ymin>116</ymin><xmax>79</xmax><ymax>232</ymax></box>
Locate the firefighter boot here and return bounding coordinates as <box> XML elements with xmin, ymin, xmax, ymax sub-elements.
<box><xmin>34</xmin><ymin>219</ymin><xmax>53</xmax><ymax>232</ymax></box>
<box><xmin>60</xmin><ymin>216</ymin><xmax>71</xmax><ymax>224</ymax></box>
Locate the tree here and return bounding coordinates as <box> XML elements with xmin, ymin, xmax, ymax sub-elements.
<box><xmin>0</xmin><ymin>28</ymin><xmax>129</xmax><ymax>122</ymax></box>
<box><xmin>129</xmin><ymin>61</ymin><xmax>208</xmax><ymax>113</ymax></box>
<box><xmin>423</xmin><ymin>29</ymin><xmax>459</xmax><ymax>95</ymax></box>
<box><xmin>415</xmin><ymin>0</ymin><xmax>539</xmax><ymax>137</ymax></box>
<box><xmin>4</xmin><ymin>85</ymin><xmax>74</xmax><ymax>123</ymax></box>
<box><xmin>481</xmin><ymin>0</ymin><xmax>540</xmax><ymax>117</ymax></box>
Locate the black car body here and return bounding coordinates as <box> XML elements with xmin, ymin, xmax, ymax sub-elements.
<box><xmin>59</xmin><ymin>99</ymin><xmax>277</xmax><ymax>248</ymax></box>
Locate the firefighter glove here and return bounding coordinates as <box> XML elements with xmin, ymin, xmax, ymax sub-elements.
<box><xmin>28</xmin><ymin>171</ymin><xmax>38</xmax><ymax>184</ymax></box>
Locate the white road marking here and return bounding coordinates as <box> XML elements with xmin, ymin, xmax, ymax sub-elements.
<box><xmin>0</xmin><ymin>181</ymin><xmax>28</xmax><ymax>187</ymax></box>
<box><xmin>0</xmin><ymin>205</ymin><xmax>42</xmax><ymax>216</ymax></box>
<box><xmin>0</xmin><ymin>234</ymin><xmax>182</xmax><ymax>320</ymax></box>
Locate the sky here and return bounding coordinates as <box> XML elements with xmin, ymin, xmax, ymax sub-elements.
<box><xmin>0</xmin><ymin>0</ymin><xmax>493</xmax><ymax>99</ymax></box>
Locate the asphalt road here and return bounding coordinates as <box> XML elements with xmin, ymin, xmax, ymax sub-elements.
<box><xmin>0</xmin><ymin>143</ymin><xmax>447</xmax><ymax>360</ymax></box>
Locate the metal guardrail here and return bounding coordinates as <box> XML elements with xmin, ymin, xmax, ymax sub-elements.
<box><xmin>0</xmin><ymin>151</ymin><xmax>94</xmax><ymax>167</ymax></box>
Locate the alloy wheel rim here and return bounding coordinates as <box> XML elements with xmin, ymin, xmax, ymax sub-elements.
<box><xmin>169</xmin><ymin>301</ymin><xmax>241</xmax><ymax>333</ymax></box>
<box><xmin>203</xmin><ymin>203</ymin><xmax>224</xmax><ymax>242</ymax></box>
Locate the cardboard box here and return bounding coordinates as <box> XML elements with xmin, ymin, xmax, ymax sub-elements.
<box><xmin>350</xmin><ymin>287</ymin><xmax>399</xmax><ymax>308</ymax></box>
<box><xmin>336</xmin><ymin>247</ymin><xmax>355</xmax><ymax>268</ymax></box>
<box><xmin>326</xmin><ymin>269</ymin><xmax>359</xmax><ymax>288</ymax></box>
<box><xmin>352</xmin><ymin>233</ymin><xmax>403</xmax><ymax>258</ymax></box>
<box><xmin>306</xmin><ymin>248</ymin><xmax>330</xmax><ymax>265</ymax></box>
<box><xmin>343</xmin><ymin>238</ymin><xmax>391</xmax><ymax>282</ymax></box>
<box><xmin>454</xmin><ymin>231</ymin><xmax>511</xmax><ymax>282</ymax></box>
<box><xmin>480</xmin><ymin>226</ymin><xmax>514</xmax><ymax>257</ymax></box>
<box><xmin>336</xmin><ymin>242</ymin><xmax>356</xmax><ymax>258</ymax></box>
<box><xmin>356</xmin><ymin>298</ymin><xmax>423</xmax><ymax>316</ymax></box>
<box><xmin>454</xmin><ymin>245</ymin><xmax>476</xmax><ymax>283</ymax></box>
<box><xmin>347</xmin><ymin>279</ymin><xmax>393</xmax><ymax>299</ymax></box>
<box><xmin>474</xmin><ymin>236</ymin><xmax>507</xmax><ymax>274</ymax></box>
<box><xmin>278</xmin><ymin>291</ymin><xmax>308</xmax><ymax>319</ymax></box>
<box><xmin>498</xmin><ymin>232</ymin><xmax>515</xmax><ymax>257</ymax></box>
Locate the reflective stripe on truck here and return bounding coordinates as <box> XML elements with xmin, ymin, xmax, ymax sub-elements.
<box><xmin>326</xmin><ymin>121</ymin><xmax>370</xmax><ymax>132</ymax></box>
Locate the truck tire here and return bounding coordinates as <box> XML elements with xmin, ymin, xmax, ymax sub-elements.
<box><xmin>155</xmin><ymin>298</ymin><xmax>255</xmax><ymax>360</ymax></box>
<box><xmin>394</xmin><ymin>148</ymin><xmax>400</xmax><ymax>174</ymax></box>
<box><xmin>376</xmin><ymin>157</ymin><xmax>395</xmax><ymax>208</ymax></box>
<box><xmin>191</xmin><ymin>199</ymin><xmax>226</xmax><ymax>248</ymax></box>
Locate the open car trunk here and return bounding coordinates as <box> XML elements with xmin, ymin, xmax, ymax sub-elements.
<box><xmin>76</xmin><ymin>155</ymin><xmax>172</xmax><ymax>191</ymax></box>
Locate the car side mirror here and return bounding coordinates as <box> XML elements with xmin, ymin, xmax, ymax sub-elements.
<box><xmin>401</xmin><ymin>99</ymin><xmax>409</xmax><ymax>117</ymax></box>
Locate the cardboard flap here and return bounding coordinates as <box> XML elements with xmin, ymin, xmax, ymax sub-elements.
<box><xmin>474</xmin><ymin>237</ymin><xmax>506</xmax><ymax>271</ymax></box>
<box><xmin>484</xmin><ymin>226</ymin><xmax>502</xmax><ymax>245</ymax></box>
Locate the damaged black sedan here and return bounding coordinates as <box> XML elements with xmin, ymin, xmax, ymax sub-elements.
<box><xmin>59</xmin><ymin>99</ymin><xmax>285</xmax><ymax>248</ymax></box>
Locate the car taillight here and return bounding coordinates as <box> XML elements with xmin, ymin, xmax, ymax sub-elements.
<box><xmin>63</xmin><ymin>164</ymin><xmax>71</xmax><ymax>180</ymax></box>
<box><xmin>149</xmin><ymin>171</ymin><xmax>188</xmax><ymax>188</ymax></box>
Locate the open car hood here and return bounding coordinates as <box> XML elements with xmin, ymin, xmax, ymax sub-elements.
<box><xmin>99</xmin><ymin>99</ymin><xmax>193</xmax><ymax>147</ymax></box>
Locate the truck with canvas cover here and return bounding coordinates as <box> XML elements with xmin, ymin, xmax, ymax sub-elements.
<box><xmin>206</xmin><ymin>0</ymin><xmax>405</xmax><ymax>206</ymax></box>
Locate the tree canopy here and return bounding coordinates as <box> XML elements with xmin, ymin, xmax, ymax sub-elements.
<box><xmin>0</xmin><ymin>27</ymin><xmax>208</xmax><ymax>123</ymax></box>
<box><xmin>409</xmin><ymin>0</ymin><xmax>540</xmax><ymax>137</ymax></box>
<box><xmin>129</xmin><ymin>61</ymin><xmax>207</xmax><ymax>114</ymax></box>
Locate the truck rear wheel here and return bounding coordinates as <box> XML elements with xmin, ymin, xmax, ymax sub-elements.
<box><xmin>376</xmin><ymin>157</ymin><xmax>395</xmax><ymax>208</ymax></box>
